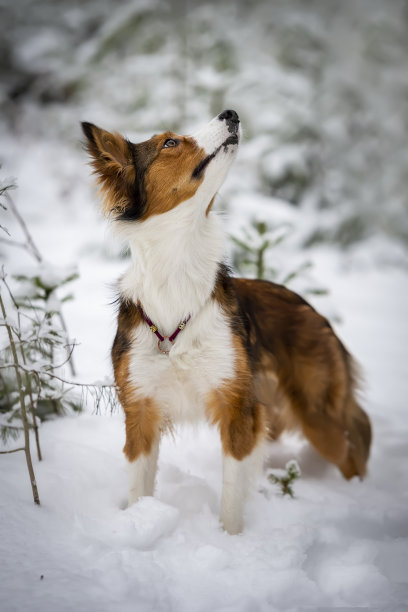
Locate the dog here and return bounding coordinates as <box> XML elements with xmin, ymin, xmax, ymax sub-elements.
<box><xmin>82</xmin><ymin>110</ymin><xmax>371</xmax><ymax>534</ymax></box>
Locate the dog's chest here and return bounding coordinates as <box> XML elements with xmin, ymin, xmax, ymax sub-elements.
<box><xmin>126</xmin><ymin>301</ymin><xmax>235</xmax><ymax>423</ymax></box>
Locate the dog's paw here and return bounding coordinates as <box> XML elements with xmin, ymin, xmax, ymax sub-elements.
<box><xmin>120</xmin><ymin>497</ymin><xmax>179</xmax><ymax>548</ymax></box>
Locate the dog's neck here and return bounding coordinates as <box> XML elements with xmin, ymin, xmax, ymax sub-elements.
<box><xmin>119</xmin><ymin>198</ymin><xmax>224</xmax><ymax>334</ymax></box>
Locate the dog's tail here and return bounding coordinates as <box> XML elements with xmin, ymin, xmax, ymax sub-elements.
<box><xmin>293</xmin><ymin>348</ymin><xmax>372</xmax><ymax>480</ymax></box>
<box><xmin>335</xmin><ymin>354</ymin><xmax>372</xmax><ymax>479</ymax></box>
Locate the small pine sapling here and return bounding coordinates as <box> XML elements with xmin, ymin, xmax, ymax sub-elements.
<box><xmin>0</xmin><ymin>172</ymin><xmax>118</xmax><ymax>505</ymax></box>
<box><xmin>0</xmin><ymin>287</ymin><xmax>40</xmax><ymax>505</ymax></box>
<box><xmin>230</xmin><ymin>219</ymin><xmax>291</xmax><ymax>281</ymax></box>
<box><xmin>230</xmin><ymin>218</ymin><xmax>328</xmax><ymax>296</ymax></box>
<box><xmin>0</xmin><ymin>264</ymin><xmax>82</xmax><ymax>429</ymax></box>
<box><xmin>268</xmin><ymin>460</ymin><xmax>301</xmax><ymax>498</ymax></box>
<box><xmin>0</xmin><ymin>176</ymin><xmax>81</xmax><ymax>438</ymax></box>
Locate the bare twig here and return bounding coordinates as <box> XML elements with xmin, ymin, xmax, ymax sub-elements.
<box><xmin>1</xmin><ymin>197</ymin><xmax>76</xmax><ymax>375</ymax></box>
<box><xmin>46</xmin><ymin>341</ymin><xmax>77</xmax><ymax>371</ymax></box>
<box><xmin>1</xmin><ymin>360</ymin><xmax>118</xmax><ymax>417</ymax></box>
<box><xmin>0</xmin><ymin>447</ymin><xmax>25</xmax><ymax>454</ymax></box>
<box><xmin>57</xmin><ymin>311</ymin><xmax>76</xmax><ymax>377</ymax></box>
<box><xmin>19</xmin><ymin>344</ymin><xmax>42</xmax><ymax>461</ymax></box>
<box><xmin>0</xmin><ymin>292</ymin><xmax>40</xmax><ymax>505</ymax></box>
<box><xmin>0</xmin><ymin>236</ymin><xmax>26</xmax><ymax>249</ymax></box>
<box><xmin>5</xmin><ymin>192</ymin><xmax>42</xmax><ymax>263</ymax></box>
<box><xmin>0</xmin><ymin>361</ymin><xmax>115</xmax><ymax>390</ymax></box>
<box><xmin>1</xmin><ymin>266</ymin><xmax>19</xmax><ymax>309</ymax></box>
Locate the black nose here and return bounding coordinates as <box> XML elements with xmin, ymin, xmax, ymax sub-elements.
<box><xmin>218</xmin><ymin>109</ymin><xmax>239</xmax><ymax>123</ymax></box>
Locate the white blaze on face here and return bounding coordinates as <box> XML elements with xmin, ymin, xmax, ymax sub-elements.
<box><xmin>192</xmin><ymin>113</ymin><xmax>241</xmax><ymax>201</ymax></box>
<box><xmin>193</xmin><ymin>114</ymin><xmax>238</xmax><ymax>154</ymax></box>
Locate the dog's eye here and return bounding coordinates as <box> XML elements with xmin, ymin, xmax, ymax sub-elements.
<box><xmin>163</xmin><ymin>138</ymin><xmax>178</xmax><ymax>148</ymax></box>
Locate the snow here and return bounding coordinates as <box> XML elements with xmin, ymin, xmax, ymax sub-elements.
<box><xmin>1</xmin><ymin>204</ymin><xmax>408</xmax><ymax>611</ymax></box>
<box><xmin>1</xmin><ymin>1</ymin><xmax>408</xmax><ymax>603</ymax></box>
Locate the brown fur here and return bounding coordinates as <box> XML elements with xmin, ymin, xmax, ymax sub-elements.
<box><xmin>206</xmin><ymin>336</ymin><xmax>267</xmax><ymax>459</ymax></box>
<box><xmin>83</xmin><ymin>120</ymin><xmax>371</xmax><ymax>487</ymax></box>
<box><xmin>111</xmin><ymin>267</ymin><xmax>371</xmax><ymax>477</ymax></box>
<box><xmin>81</xmin><ymin>123</ymin><xmax>139</xmax><ymax>217</ymax></box>
<box><xmin>82</xmin><ymin>123</ymin><xmax>208</xmax><ymax>221</ymax></box>
<box><xmin>112</xmin><ymin>301</ymin><xmax>162</xmax><ymax>461</ymax></box>
<box><xmin>227</xmin><ymin>275</ymin><xmax>371</xmax><ymax>478</ymax></box>
<box><xmin>206</xmin><ymin>195</ymin><xmax>217</xmax><ymax>216</ymax></box>
<box><xmin>123</xmin><ymin>395</ymin><xmax>162</xmax><ymax>462</ymax></box>
<box><xmin>110</xmin><ymin>298</ymin><xmax>160</xmax><ymax>461</ymax></box>
<box><xmin>144</xmin><ymin>134</ymin><xmax>206</xmax><ymax>216</ymax></box>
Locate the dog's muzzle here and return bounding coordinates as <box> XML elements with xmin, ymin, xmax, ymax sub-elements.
<box><xmin>191</xmin><ymin>110</ymin><xmax>241</xmax><ymax>179</ymax></box>
<box><xmin>218</xmin><ymin>109</ymin><xmax>240</xmax><ymax>136</ymax></box>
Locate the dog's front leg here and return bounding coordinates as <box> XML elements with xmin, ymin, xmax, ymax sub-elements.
<box><xmin>208</xmin><ymin>388</ymin><xmax>267</xmax><ymax>534</ymax></box>
<box><xmin>128</xmin><ymin>435</ymin><xmax>160</xmax><ymax>505</ymax></box>
<box><xmin>123</xmin><ymin>398</ymin><xmax>161</xmax><ymax>506</ymax></box>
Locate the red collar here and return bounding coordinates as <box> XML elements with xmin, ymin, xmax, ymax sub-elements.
<box><xmin>139</xmin><ymin>306</ymin><xmax>191</xmax><ymax>354</ymax></box>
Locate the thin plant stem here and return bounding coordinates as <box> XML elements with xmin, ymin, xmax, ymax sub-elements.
<box><xmin>0</xmin><ymin>237</ymin><xmax>27</xmax><ymax>249</ymax></box>
<box><xmin>2</xmin><ymin>272</ymin><xmax>42</xmax><ymax>460</ymax></box>
<box><xmin>57</xmin><ymin>311</ymin><xmax>76</xmax><ymax>377</ymax></box>
<box><xmin>19</xmin><ymin>344</ymin><xmax>42</xmax><ymax>461</ymax></box>
<box><xmin>3</xmin><ymin>196</ymin><xmax>76</xmax><ymax>375</ymax></box>
<box><xmin>0</xmin><ymin>292</ymin><xmax>40</xmax><ymax>505</ymax></box>
<box><xmin>0</xmin><ymin>361</ymin><xmax>115</xmax><ymax>390</ymax></box>
<box><xmin>0</xmin><ymin>370</ymin><xmax>11</xmax><ymax>408</ymax></box>
<box><xmin>6</xmin><ymin>192</ymin><xmax>42</xmax><ymax>263</ymax></box>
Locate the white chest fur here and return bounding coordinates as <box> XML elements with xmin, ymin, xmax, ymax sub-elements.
<box><xmin>127</xmin><ymin>298</ymin><xmax>235</xmax><ymax>423</ymax></box>
<box><xmin>117</xmin><ymin>200</ymin><xmax>236</xmax><ymax>423</ymax></box>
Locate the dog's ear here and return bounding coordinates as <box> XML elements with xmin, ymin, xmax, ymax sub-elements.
<box><xmin>81</xmin><ymin>122</ymin><xmax>130</xmax><ymax>169</ymax></box>
<box><xmin>81</xmin><ymin>122</ymin><xmax>136</xmax><ymax>217</ymax></box>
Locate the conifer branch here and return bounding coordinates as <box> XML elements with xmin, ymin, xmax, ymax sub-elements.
<box><xmin>1</xmin><ymin>271</ymin><xmax>42</xmax><ymax>460</ymax></box>
<box><xmin>268</xmin><ymin>460</ymin><xmax>301</xmax><ymax>498</ymax></box>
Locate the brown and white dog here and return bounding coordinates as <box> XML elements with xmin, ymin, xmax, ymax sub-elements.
<box><xmin>82</xmin><ymin>110</ymin><xmax>371</xmax><ymax>534</ymax></box>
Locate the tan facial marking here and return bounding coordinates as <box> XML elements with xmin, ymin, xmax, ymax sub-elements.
<box><xmin>143</xmin><ymin>133</ymin><xmax>207</xmax><ymax>217</ymax></box>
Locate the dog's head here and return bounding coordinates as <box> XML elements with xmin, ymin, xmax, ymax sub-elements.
<box><xmin>82</xmin><ymin>110</ymin><xmax>240</xmax><ymax>221</ymax></box>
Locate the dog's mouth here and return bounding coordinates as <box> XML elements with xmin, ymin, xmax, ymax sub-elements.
<box><xmin>191</xmin><ymin>133</ymin><xmax>239</xmax><ymax>180</ymax></box>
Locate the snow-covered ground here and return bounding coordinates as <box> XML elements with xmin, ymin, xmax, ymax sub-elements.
<box><xmin>2</xmin><ymin>1</ymin><xmax>408</xmax><ymax>607</ymax></box>
<box><xmin>1</xmin><ymin>153</ymin><xmax>408</xmax><ymax>611</ymax></box>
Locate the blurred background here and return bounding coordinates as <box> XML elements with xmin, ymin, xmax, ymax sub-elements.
<box><xmin>1</xmin><ymin>0</ymin><xmax>408</xmax><ymax>264</ymax></box>
<box><xmin>1</xmin><ymin>6</ymin><xmax>408</xmax><ymax>607</ymax></box>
